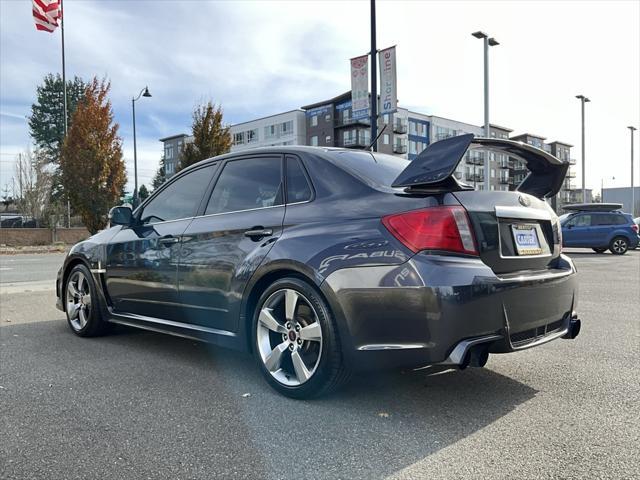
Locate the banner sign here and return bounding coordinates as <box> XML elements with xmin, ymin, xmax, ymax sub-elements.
<box><xmin>305</xmin><ymin>104</ymin><xmax>331</xmax><ymax>117</ymax></box>
<box><xmin>379</xmin><ymin>46</ymin><xmax>397</xmax><ymax>115</ymax></box>
<box><xmin>350</xmin><ymin>54</ymin><xmax>369</xmax><ymax>120</ymax></box>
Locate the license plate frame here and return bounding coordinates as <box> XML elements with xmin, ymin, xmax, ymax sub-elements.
<box><xmin>511</xmin><ymin>224</ymin><xmax>543</xmax><ymax>256</ymax></box>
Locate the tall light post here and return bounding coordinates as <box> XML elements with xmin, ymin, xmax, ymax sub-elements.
<box><xmin>576</xmin><ymin>94</ymin><xmax>590</xmax><ymax>203</ymax></box>
<box><xmin>370</xmin><ymin>0</ymin><xmax>377</xmax><ymax>151</ymax></box>
<box><xmin>628</xmin><ymin>126</ymin><xmax>637</xmax><ymax>215</ymax></box>
<box><xmin>472</xmin><ymin>31</ymin><xmax>499</xmax><ymax>191</ymax></box>
<box><xmin>132</xmin><ymin>86</ymin><xmax>152</xmax><ymax>207</ymax></box>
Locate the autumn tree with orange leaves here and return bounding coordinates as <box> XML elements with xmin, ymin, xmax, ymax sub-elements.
<box><xmin>60</xmin><ymin>78</ymin><xmax>126</xmax><ymax>234</ymax></box>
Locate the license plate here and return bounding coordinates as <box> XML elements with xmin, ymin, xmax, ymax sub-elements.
<box><xmin>511</xmin><ymin>224</ymin><xmax>543</xmax><ymax>255</ymax></box>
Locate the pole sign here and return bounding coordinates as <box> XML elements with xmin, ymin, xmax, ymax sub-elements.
<box><xmin>379</xmin><ymin>46</ymin><xmax>397</xmax><ymax>115</ymax></box>
<box><xmin>350</xmin><ymin>54</ymin><xmax>369</xmax><ymax>120</ymax></box>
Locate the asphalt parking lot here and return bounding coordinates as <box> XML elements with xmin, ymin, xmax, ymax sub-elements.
<box><xmin>1</xmin><ymin>250</ymin><xmax>639</xmax><ymax>479</ymax></box>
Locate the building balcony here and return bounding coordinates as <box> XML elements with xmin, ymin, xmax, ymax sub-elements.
<box><xmin>337</xmin><ymin>137</ymin><xmax>369</xmax><ymax>148</ymax></box>
<box><xmin>335</xmin><ymin>116</ymin><xmax>370</xmax><ymax>127</ymax></box>
<box><xmin>393</xmin><ymin>143</ymin><xmax>407</xmax><ymax>154</ymax></box>
<box><xmin>499</xmin><ymin>176</ymin><xmax>510</xmax><ymax>184</ymax></box>
<box><xmin>465</xmin><ymin>173</ymin><xmax>485</xmax><ymax>183</ymax></box>
<box><xmin>465</xmin><ymin>156</ymin><xmax>484</xmax><ymax>165</ymax></box>
<box><xmin>498</xmin><ymin>160</ymin><xmax>510</xmax><ymax>169</ymax></box>
<box><xmin>393</xmin><ymin>121</ymin><xmax>408</xmax><ymax>134</ymax></box>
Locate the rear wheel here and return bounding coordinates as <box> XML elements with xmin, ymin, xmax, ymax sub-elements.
<box><xmin>64</xmin><ymin>264</ymin><xmax>110</xmax><ymax>337</ymax></box>
<box><xmin>592</xmin><ymin>247</ymin><xmax>607</xmax><ymax>253</ymax></box>
<box><xmin>609</xmin><ymin>237</ymin><xmax>628</xmax><ymax>255</ymax></box>
<box><xmin>252</xmin><ymin>277</ymin><xmax>350</xmax><ymax>399</ymax></box>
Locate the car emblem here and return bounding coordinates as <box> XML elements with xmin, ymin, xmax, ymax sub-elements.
<box><xmin>518</xmin><ymin>195</ymin><xmax>531</xmax><ymax>207</ymax></box>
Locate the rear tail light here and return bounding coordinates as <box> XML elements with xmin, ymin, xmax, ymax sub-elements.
<box><xmin>382</xmin><ymin>206</ymin><xmax>478</xmax><ymax>255</ymax></box>
<box><xmin>632</xmin><ymin>224</ymin><xmax>639</xmax><ymax>233</ymax></box>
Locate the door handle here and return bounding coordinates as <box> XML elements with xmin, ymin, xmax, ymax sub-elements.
<box><xmin>158</xmin><ymin>235</ymin><xmax>180</xmax><ymax>245</ymax></box>
<box><xmin>244</xmin><ymin>227</ymin><xmax>273</xmax><ymax>239</ymax></box>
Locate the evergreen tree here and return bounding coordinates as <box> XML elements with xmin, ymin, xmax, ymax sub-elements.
<box><xmin>138</xmin><ymin>184</ymin><xmax>149</xmax><ymax>201</ymax></box>
<box><xmin>151</xmin><ymin>155</ymin><xmax>166</xmax><ymax>190</ymax></box>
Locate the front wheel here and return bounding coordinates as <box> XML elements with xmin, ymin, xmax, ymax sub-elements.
<box><xmin>64</xmin><ymin>264</ymin><xmax>110</xmax><ymax>337</ymax></box>
<box><xmin>609</xmin><ymin>237</ymin><xmax>628</xmax><ymax>255</ymax></box>
<box><xmin>252</xmin><ymin>277</ymin><xmax>350</xmax><ymax>399</ymax></box>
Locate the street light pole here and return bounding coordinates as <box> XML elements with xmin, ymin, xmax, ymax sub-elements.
<box><xmin>472</xmin><ymin>31</ymin><xmax>499</xmax><ymax>191</ymax></box>
<box><xmin>370</xmin><ymin>0</ymin><xmax>377</xmax><ymax>152</ymax></box>
<box><xmin>628</xmin><ymin>126</ymin><xmax>637</xmax><ymax>215</ymax></box>
<box><xmin>576</xmin><ymin>94</ymin><xmax>590</xmax><ymax>203</ymax></box>
<box><xmin>131</xmin><ymin>86</ymin><xmax>152</xmax><ymax>207</ymax></box>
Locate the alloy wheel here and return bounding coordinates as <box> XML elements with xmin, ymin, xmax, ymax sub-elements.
<box><xmin>256</xmin><ymin>288</ymin><xmax>323</xmax><ymax>386</ymax></box>
<box><xmin>66</xmin><ymin>270</ymin><xmax>92</xmax><ymax>331</ymax></box>
<box><xmin>612</xmin><ymin>239</ymin><xmax>627</xmax><ymax>254</ymax></box>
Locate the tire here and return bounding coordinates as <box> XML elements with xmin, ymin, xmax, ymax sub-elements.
<box><xmin>592</xmin><ymin>248</ymin><xmax>607</xmax><ymax>253</ymax></box>
<box><xmin>64</xmin><ymin>264</ymin><xmax>110</xmax><ymax>337</ymax></box>
<box><xmin>252</xmin><ymin>277</ymin><xmax>350</xmax><ymax>399</ymax></box>
<box><xmin>609</xmin><ymin>237</ymin><xmax>628</xmax><ymax>255</ymax></box>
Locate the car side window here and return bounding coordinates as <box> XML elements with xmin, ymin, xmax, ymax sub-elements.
<box><xmin>140</xmin><ymin>165</ymin><xmax>216</xmax><ymax>224</ymax></box>
<box><xmin>205</xmin><ymin>157</ymin><xmax>283</xmax><ymax>215</ymax></box>
<box><xmin>566</xmin><ymin>214</ymin><xmax>591</xmax><ymax>227</ymax></box>
<box><xmin>286</xmin><ymin>156</ymin><xmax>312</xmax><ymax>203</ymax></box>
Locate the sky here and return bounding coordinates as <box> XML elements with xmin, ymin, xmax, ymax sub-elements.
<box><xmin>1</xmin><ymin>0</ymin><xmax>639</xmax><ymax>195</ymax></box>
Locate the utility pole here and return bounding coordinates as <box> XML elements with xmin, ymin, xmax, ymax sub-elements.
<box><xmin>370</xmin><ymin>0</ymin><xmax>378</xmax><ymax>151</ymax></box>
<box><xmin>576</xmin><ymin>95</ymin><xmax>590</xmax><ymax>203</ymax></box>
<box><xmin>629</xmin><ymin>126</ymin><xmax>637</xmax><ymax>215</ymax></box>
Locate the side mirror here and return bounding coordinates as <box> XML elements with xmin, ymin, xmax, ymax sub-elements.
<box><xmin>109</xmin><ymin>206</ymin><xmax>133</xmax><ymax>226</ymax></box>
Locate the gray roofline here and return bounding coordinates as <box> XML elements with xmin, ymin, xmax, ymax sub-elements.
<box><xmin>230</xmin><ymin>109</ymin><xmax>305</xmax><ymax>128</ymax></box>
<box><xmin>548</xmin><ymin>140</ymin><xmax>574</xmax><ymax>148</ymax></box>
<box><xmin>159</xmin><ymin>133</ymin><xmax>189</xmax><ymax>142</ymax></box>
<box><xmin>489</xmin><ymin>123</ymin><xmax>514</xmax><ymax>133</ymax></box>
<box><xmin>511</xmin><ymin>133</ymin><xmax>548</xmax><ymax>141</ymax></box>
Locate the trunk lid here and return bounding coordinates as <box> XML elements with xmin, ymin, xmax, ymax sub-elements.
<box><xmin>453</xmin><ymin>190</ymin><xmax>561</xmax><ymax>274</ymax></box>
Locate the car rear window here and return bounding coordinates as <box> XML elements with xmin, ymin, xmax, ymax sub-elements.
<box><xmin>325</xmin><ymin>150</ymin><xmax>409</xmax><ymax>187</ymax></box>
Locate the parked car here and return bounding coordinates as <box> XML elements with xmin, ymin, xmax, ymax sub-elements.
<box><xmin>56</xmin><ymin>135</ymin><xmax>581</xmax><ymax>398</ymax></box>
<box><xmin>560</xmin><ymin>204</ymin><xmax>640</xmax><ymax>254</ymax></box>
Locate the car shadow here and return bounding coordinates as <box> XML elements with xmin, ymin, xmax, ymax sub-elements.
<box><xmin>104</xmin><ymin>324</ymin><xmax>538</xmax><ymax>479</ymax></box>
<box><xmin>4</xmin><ymin>321</ymin><xmax>538</xmax><ymax>480</ymax></box>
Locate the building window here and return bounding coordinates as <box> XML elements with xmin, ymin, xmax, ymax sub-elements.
<box><xmin>233</xmin><ymin>132</ymin><xmax>244</xmax><ymax>145</ymax></box>
<box><xmin>325</xmin><ymin>114</ymin><xmax>331</xmax><ymax>122</ymax></box>
<box><xmin>310</xmin><ymin>135</ymin><xmax>318</xmax><ymax>146</ymax></box>
<box><xmin>265</xmin><ymin>124</ymin><xmax>277</xmax><ymax>138</ymax></box>
<box><xmin>342</xmin><ymin>109</ymin><xmax>349</xmax><ymax>122</ymax></box>
<box><xmin>383</xmin><ymin>134</ymin><xmax>390</xmax><ymax>145</ymax></box>
<box><xmin>281</xmin><ymin>120</ymin><xmax>293</xmax><ymax>135</ymax></box>
<box><xmin>325</xmin><ymin>135</ymin><xmax>331</xmax><ymax>144</ymax></box>
<box><xmin>311</xmin><ymin>115</ymin><xmax>318</xmax><ymax>127</ymax></box>
<box><xmin>164</xmin><ymin>143</ymin><xmax>174</xmax><ymax>159</ymax></box>
<box><xmin>383</xmin><ymin>114</ymin><xmax>389</xmax><ymax>124</ymax></box>
<box><xmin>247</xmin><ymin>129</ymin><xmax>258</xmax><ymax>143</ymax></box>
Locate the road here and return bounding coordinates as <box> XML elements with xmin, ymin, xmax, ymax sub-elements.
<box><xmin>1</xmin><ymin>250</ymin><xmax>639</xmax><ymax>479</ymax></box>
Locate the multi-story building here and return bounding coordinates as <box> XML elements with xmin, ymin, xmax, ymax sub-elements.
<box><xmin>160</xmin><ymin>94</ymin><xmax>577</xmax><ymax>211</ymax></box>
<box><xmin>229</xmin><ymin>110</ymin><xmax>306</xmax><ymax>152</ymax></box>
<box><xmin>158</xmin><ymin>133</ymin><xmax>192</xmax><ymax>178</ymax></box>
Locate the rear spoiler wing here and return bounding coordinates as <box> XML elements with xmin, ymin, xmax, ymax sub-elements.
<box><xmin>392</xmin><ymin>134</ymin><xmax>569</xmax><ymax>199</ymax></box>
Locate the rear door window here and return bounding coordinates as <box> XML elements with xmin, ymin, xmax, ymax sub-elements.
<box><xmin>285</xmin><ymin>156</ymin><xmax>312</xmax><ymax>203</ymax></box>
<box><xmin>205</xmin><ymin>156</ymin><xmax>283</xmax><ymax>215</ymax></box>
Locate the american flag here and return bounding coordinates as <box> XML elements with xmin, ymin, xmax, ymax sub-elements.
<box><xmin>33</xmin><ymin>0</ymin><xmax>61</xmax><ymax>33</ymax></box>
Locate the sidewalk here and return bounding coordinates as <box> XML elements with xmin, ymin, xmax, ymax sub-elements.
<box><xmin>0</xmin><ymin>244</ymin><xmax>70</xmax><ymax>255</ymax></box>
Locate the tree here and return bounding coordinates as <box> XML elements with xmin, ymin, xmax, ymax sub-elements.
<box><xmin>151</xmin><ymin>155</ymin><xmax>166</xmax><ymax>190</ymax></box>
<box><xmin>60</xmin><ymin>78</ymin><xmax>126</xmax><ymax>234</ymax></box>
<box><xmin>28</xmin><ymin>74</ymin><xmax>86</xmax><ymax>201</ymax></box>
<box><xmin>178</xmin><ymin>101</ymin><xmax>231</xmax><ymax>171</ymax></box>
<box><xmin>138</xmin><ymin>184</ymin><xmax>149</xmax><ymax>201</ymax></box>
<box><xmin>14</xmin><ymin>150</ymin><xmax>52</xmax><ymax>225</ymax></box>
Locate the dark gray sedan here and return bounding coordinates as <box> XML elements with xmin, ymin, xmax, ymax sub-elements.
<box><xmin>56</xmin><ymin>135</ymin><xmax>580</xmax><ymax>398</ymax></box>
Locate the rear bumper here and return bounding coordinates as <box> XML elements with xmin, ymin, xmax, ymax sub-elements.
<box><xmin>323</xmin><ymin>253</ymin><xmax>579</xmax><ymax>371</ymax></box>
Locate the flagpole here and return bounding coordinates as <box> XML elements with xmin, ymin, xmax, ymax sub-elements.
<box><xmin>60</xmin><ymin>0</ymin><xmax>70</xmax><ymax>227</ymax></box>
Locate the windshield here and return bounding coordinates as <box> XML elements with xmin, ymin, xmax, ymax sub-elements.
<box><xmin>325</xmin><ymin>150</ymin><xmax>409</xmax><ymax>187</ymax></box>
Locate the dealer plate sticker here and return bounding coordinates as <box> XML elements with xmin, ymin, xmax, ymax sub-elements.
<box><xmin>511</xmin><ymin>224</ymin><xmax>543</xmax><ymax>255</ymax></box>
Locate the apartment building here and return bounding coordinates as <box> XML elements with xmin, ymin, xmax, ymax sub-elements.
<box><xmin>230</xmin><ymin>110</ymin><xmax>306</xmax><ymax>152</ymax></box>
<box><xmin>158</xmin><ymin>133</ymin><xmax>192</xmax><ymax>178</ymax></box>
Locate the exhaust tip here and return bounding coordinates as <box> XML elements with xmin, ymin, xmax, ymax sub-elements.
<box><xmin>562</xmin><ymin>317</ymin><xmax>581</xmax><ymax>340</ymax></box>
<box><xmin>462</xmin><ymin>345</ymin><xmax>489</xmax><ymax>369</ymax></box>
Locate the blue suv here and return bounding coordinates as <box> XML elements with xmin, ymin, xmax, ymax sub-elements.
<box><xmin>560</xmin><ymin>204</ymin><xmax>640</xmax><ymax>255</ymax></box>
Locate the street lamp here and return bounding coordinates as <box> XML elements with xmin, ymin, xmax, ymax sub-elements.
<box><xmin>132</xmin><ymin>86</ymin><xmax>152</xmax><ymax>207</ymax></box>
<box><xmin>472</xmin><ymin>31</ymin><xmax>499</xmax><ymax>191</ymax></box>
<box><xmin>628</xmin><ymin>126</ymin><xmax>637</xmax><ymax>215</ymax></box>
<box><xmin>576</xmin><ymin>94</ymin><xmax>590</xmax><ymax>203</ymax></box>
